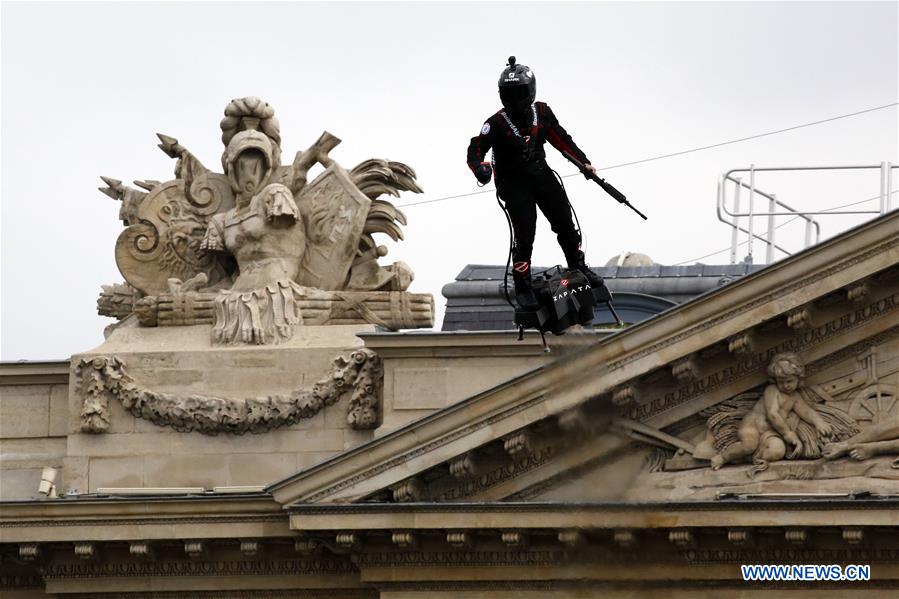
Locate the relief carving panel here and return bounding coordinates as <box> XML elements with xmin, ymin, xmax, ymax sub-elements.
<box><xmin>75</xmin><ymin>349</ymin><xmax>383</xmax><ymax>434</ymax></box>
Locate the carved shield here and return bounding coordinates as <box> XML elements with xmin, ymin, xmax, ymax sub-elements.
<box><xmin>295</xmin><ymin>165</ymin><xmax>371</xmax><ymax>290</ymax></box>
<box><xmin>114</xmin><ymin>173</ymin><xmax>235</xmax><ymax>295</ymax></box>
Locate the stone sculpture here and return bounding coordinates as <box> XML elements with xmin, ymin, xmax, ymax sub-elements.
<box><xmin>823</xmin><ymin>418</ymin><xmax>899</xmax><ymax>465</ymax></box>
<box><xmin>822</xmin><ymin>348</ymin><xmax>899</xmax><ymax>466</ymax></box>
<box><xmin>694</xmin><ymin>352</ymin><xmax>857</xmax><ymax>475</ymax></box>
<box><xmin>75</xmin><ymin>348</ymin><xmax>383</xmax><ymax>434</ymax></box>
<box><xmin>98</xmin><ymin>97</ymin><xmax>433</xmax><ymax>343</ymax></box>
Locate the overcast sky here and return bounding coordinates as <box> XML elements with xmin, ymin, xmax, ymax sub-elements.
<box><xmin>2</xmin><ymin>1</ymin><xmax>897</xmax><ymax>360</ymax></box>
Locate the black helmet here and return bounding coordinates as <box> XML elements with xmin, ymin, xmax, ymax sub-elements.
<box><xmin>498</xmin><ymin>56</ymin><xmax>536</xmax><ymax>115</ymax></box>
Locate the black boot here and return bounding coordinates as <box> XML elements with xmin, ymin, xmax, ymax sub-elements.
<box><xmin>514</xmin><ymin>277</ymin><xmax>539</xmax><ymax>310</ymax></box>
<box><xmin>569</xmin><ymin>252</ymin><xmax>604</xmax><ymax>288</ymax></box>
<box><xmin>512</xmin><ymin>261</ymin><xmax>540</xmax><ymax>310</ymax></box>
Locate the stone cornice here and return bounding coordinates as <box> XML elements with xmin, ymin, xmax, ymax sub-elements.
<box><xmin>58</xmin><ymin>592</ymin><xmax>372</xmax><ymax>599</ymax></box>
<box><xmin>267</xmin><ymin>211</ymin><xmax>899</xmax><ymax>506</ymax></box>
<box><xmin>358</xmin><ymin>329</ymin><xmax>615</xmax><ymax>358</ymax></box>
<box><xmin>286</xmin><ymin>499</ymin><xmax>899</xmax><ymax>530</ymax></box>
<box><xmin>0</xmin><ymin>493</ymin><xmax>277</xmax><ymax>516</ymax></box>
<box><xmin>0</xmin><ymin>495</ymin><xmax>289</xmax><ymax>543</ymax></box>
<box><xmin>0</xmin><ymin>360</ymin><xmax>70</xmax><ymax>385</ymax></box>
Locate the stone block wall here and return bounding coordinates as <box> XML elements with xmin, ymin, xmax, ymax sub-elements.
<box><xmin>0</xmin><ymin>363</ymin><xmax>69</xmax><ymax>499</ymax></box>
<box><xmin>1</xmin><ymin>327</ymin><xmax>583</xmax><ymax>498</ymax></box>
<box><xmin>63</xmin><ymin>324</ymin><xmax>375</xmax><ymax>493</ymax></box>
<box><xmin>363</xmin><ymin>329</ymin><xmax>607</xmax><ymax>434</ymax></box>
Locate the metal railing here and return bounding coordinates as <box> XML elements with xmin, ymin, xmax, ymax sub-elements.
<box><xmin>717</xmin><ymin>162</ymin><xmax>896</xmax><ymax>264</ymax></box>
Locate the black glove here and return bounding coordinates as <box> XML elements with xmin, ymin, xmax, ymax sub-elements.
<box><xmin>475</xmin><ymin>162</ymin><xmax>493</xmax><ymax>185</ymax></box>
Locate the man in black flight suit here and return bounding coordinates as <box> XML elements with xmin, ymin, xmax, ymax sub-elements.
<box><xmin>467</xmin><ymin>56</ymin><xmax>603</xmax><ymax>309</ymax></box>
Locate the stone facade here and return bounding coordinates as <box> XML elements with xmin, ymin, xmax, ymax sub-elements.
<box><xmin>3</xmin><ymin>209</ymin><xmax>899</xmax><ymax>595</ymax></box>
<box><xmin>3</xmin><ymin>97</ymin><xmax>899</xmax><ymax>596</ymax></box>
<box><xmin>0</xmin><ymin>328</ymin><xmax>571</xmax><ymax>500</ymax></box>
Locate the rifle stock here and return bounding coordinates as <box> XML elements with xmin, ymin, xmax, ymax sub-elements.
<box><xmin>561</xmin><ymin>151</ymin><xmax>648</xmax><ymax>221</ymax></box>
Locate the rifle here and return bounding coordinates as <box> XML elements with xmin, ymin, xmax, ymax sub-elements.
<box><xmin>561</xmin><ymin>151</ymin><xmax>648</xmax><ymax>220</ymax></box>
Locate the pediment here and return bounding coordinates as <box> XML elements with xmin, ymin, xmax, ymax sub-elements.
<box><xmin>267</xmin><ymin>211</ymin><xmax>899</xmax><ymax>507</ymax></box>
<box><xmin>530</xmin><ymin>336</ymin><xmax>899</xmax><ymax>502</ymax></box>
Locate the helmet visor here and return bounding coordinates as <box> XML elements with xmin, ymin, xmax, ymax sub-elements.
<box><xmin>500</xmin><ymin>85</ymin><xmax>532</xmax><ymax>108</ymax></box>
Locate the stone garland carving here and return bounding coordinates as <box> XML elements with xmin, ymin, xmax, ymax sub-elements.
<box><xmin>75</xmin><ymin>349</ymin><xmax>383</xmax><ymax>434</ymax></box>
<box><xmin>76</xmin><ymin>358</ymin><xmax>119</xmax><ymax>433</ymax></box>
<box><xmin>99</xmin><ymin>96</ymin><xmax>434</xmax><ymax>344</ymax></box>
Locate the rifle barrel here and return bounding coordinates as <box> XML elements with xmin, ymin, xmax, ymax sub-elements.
<box><xmin>561</xmin><ymin>151</ymin><xmax>647</xmax><ymax>220</ymax></box>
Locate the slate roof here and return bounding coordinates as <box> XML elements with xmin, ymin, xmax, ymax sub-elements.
<box><xmin>441</xmin><ymin>263</ymin><xmax>766</xmax><ymax>331</ymax></box>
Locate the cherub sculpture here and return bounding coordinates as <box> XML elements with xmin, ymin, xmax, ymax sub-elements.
<box><xmin>97</xmin><ymin>97</ymin><xmax>434</xmax><ymax>343</ymax></box>
<box><xmin>697</xmin><ymin>352</ymin><xmax>857</xmax><ymax>475</ymax></box>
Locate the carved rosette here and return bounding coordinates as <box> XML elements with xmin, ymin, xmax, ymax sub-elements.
<box><xmin>75</xmin><ymin>349</ymin><xmax>382</xmax><ymax>434</ymax></box>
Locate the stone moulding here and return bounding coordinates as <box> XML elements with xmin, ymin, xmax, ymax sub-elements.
<box><xmin>41</xmin><ymin>557</ymin><xmax>357</xmax><ymax>580</ymax></box>
<box><xmin>74</xmin><ymin>349</ymin><xmax>383</xmax><ymax>435</ymax></box>
<box><xmin>606</xmin><ymin>237</ymin><xmax>899</xmax><ymax>372</ymax></box>
<box><xmin>627</xmin><ymin>295</ymin><xmax>899</xmax><ymax>423</ymax></box>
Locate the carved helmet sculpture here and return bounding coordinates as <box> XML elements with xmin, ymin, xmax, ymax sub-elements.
<box><xmin>220</xmin><ymin>96</ymin><xmax>282</xmax><ymax>169</ymax></box>
<box><xmin>222</xmin><ymin>130</ymin><xmax>276</xmax><ymax>195</ymax></box>
<box><xmin>101</xmin><ymin>95</ymin><xmax>427</xmax><ymax>313</ymax></box>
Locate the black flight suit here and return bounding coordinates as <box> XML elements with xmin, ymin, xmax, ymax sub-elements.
<box><xmin>467</xmin><ymin>102</ymin><xmax>591</xmax><ymax>281</ymax></box>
